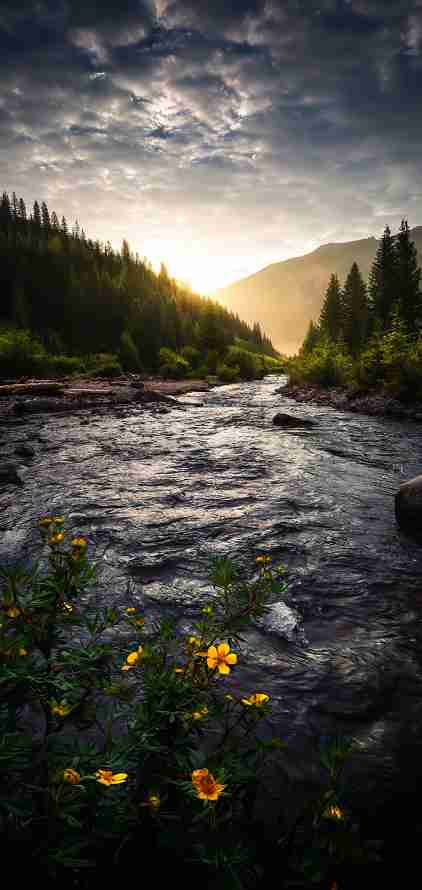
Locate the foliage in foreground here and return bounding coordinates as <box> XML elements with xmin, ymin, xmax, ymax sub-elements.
<box><xmin>0</xmin><ymin>521</ymin><xmax>371</xmax><ymax>887</ymax></box>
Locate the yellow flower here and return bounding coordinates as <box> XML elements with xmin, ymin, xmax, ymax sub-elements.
<box><xmin>18</xmin><ymin>648</ymin><xmax>28</xmax><ymax>657</ymax></box>
<box><xmin>50</xmin><ymin>699</ymin><xmax>73</xmax><ymax>717</ymax></box>
<box><xmin>224</xmin><ymin>694</ymin><xmax>234</xmax><ymax>702</ymax></box>
<box><xmin>241</xmin><ymin>693</ymin><xmax>270</xmax><ymax>707</ymax></box>
<box><xmin>324</xmin><ymin>805</ymin><xmax>344</xmax><ymax>821</ymax></box>
<box><xmin>61</xmin><ymin>601</ymin><xmax>73</xmax><ymax>613</ymax></box>
<box><xmin>122</xmin><ymin>646</ymin><xmax>143</xmax><ymax>670</ymax></box>
<box><xmin>52</xmin><ymin>516</ymin><xmax>65</xmax><ymax>524</ymax></box>
<box><xmin>48</xmin><ymin>532</ymin><xmax>64</xmax><ymax>546</ymax></box>
<box><xmin>185</xmin><ymin>635</ymin><xmax>201</xmax><ymax>654</ymax></box>
<box><xmin>126</xmin><ymin>607</ymin><xmax>136</xmax><ymax>614</ymax></box>
<box><xmin>174</xmin><ymin>666</ymin><xmax>185</xmax><ymax>674</ymax></box>
<box><xmin>132</xmin><ymin>617</ymin><xmax>145</xmax><ymax>627</ymax></box>
<box><xmin>256</xmin><ymin>555</ymin><xmax>271</xmax><ymax>564</ymax></box>
<box><xmin>190</xmin><ymin>706</ymin><xmax>209</xmax><ymax>721</ymax></box>
<box><xmin>38</xmin><ymin>516</ymin><xmax>53</xmax><ymax>527</ymax></box>
<box><xmin>191</xmin><ymin>769</ymin><xmax>226</xmax><ymax>801</ymax></box>
<box><xmin>5</xmin><ymin>606</ymin><xmax>20</xmax><ymax>618</ymax></box>
<box><xmin>148</xmin><ymin>793</ymin><xmax>161</xmax><ymax>809</ymax></box>
<box><xmin>71</xmin><ymin>537</ymin><xmax>87</xmax><ymax>549</ymax></box>
<box><xmin>198</xmin><ymin>642</ymin><xmax>237</xmax><ymax>675</ymax></box>
<box><xmin>63</xmin><ymin>768</ymin><xmax>81</xmax><ymax>785</ymax></box>
<box><xmin>96</xmin><ymin>769</ymin><xmax>128</xmax><ymax>786</ymax></box>
<box><xmin>201</xmin><ymin>606</ymin><xmax>213</xmax><ymax>615</ymax></box>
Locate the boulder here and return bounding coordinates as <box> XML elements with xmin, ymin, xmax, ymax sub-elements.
<box><xmin>0</xmin><ymin>462</ymin><xmax>22</xmax><ymax>485</ymax></box>
<box><xmin>14</xmin><ymin>443</ymin><xmax>35</xmax><ymax>459</ymax></box>
<box><xmin>395</xmin><ymin>475</ymin><xmax>422</xmax><ymax>534</ymax></box>
<box><xmin>273</xmin><ymin>412</ymin><xmax>315</xmax><ymax>428</ymax></box>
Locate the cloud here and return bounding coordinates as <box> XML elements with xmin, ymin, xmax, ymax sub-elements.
<box><xmin>1</xmin><ymin>0</ymin><xmax>422</xmax><ymax>294</ymax></box>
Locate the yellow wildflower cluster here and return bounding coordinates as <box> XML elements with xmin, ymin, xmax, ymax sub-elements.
<box><xmin>256</xmin><ymin>555</ymin><xmax>272</xmax><ymax>565</ymax></box>
<box><xmin>61</xmin><ymin>601</ymin><xmax>73</xmax><ymax>614</ymax></box>
<box><xmin>196</xmin><ymin>642</ymin><xmax>237</xmax><ymax>676</ymax></box>
<box><xmin>185</xmin><ymin>705</ymin><xmax>208</xmax><ymax>722</ymax></box>
<box><xmin>121</xmin><ymin>645</ymin><xmax>143</xmax><ymax>671</ymax></box>
<box><xmin>4</xmin><ymin>605</ymin><xmax>21</xmax><ymax>619</ymax></box>
<box><xmin>63</xmin><ymin>768</ymin><xmax>81</xmax><ymax>785</ymax></box>
<box><xmin>241</xmin><ymin>693</ymin><xmax>270</xmax><ymax>707</ymax></box>
<box><xmin>323</xmin><ymin>805</ymin><xmax>345</xmax><ymax>821</ymax></box>
<box><xmin>96</xmin><ymin>769</ymin><xmax>128</xmax><ymax>786</ymax></box>
<box><xmin>50</xmin><ymin>699</ymin><xmax>74</xmax><ymax>717</ymax></box>
<box><xmin>48</xmin><ymin>532</ymin><xmax>65</xmax><ymax>546</ymax></box>
<box><xmin>191</xmin><ymin>768</ymin><xmax>226</xmax><ymax>801</ymax></box>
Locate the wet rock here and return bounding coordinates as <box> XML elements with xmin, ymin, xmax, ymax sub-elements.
<box><xmin>14</xmin><ymin>443</ymin><xmax>35</xmax><ymax>459</ymax></box>
<box><xmin>0</xmin><ymin>462</ymin><xmax>22</xmax><ymax>485</ymax></box>
<box><xmin>273</xmin><ymin>412</ymin><xmax>315</xmax><ymax>428</ymax></box>
<box><xmin>395</xmin><ymin>475</ymin><xmax>422</xmax><ymax>535</ymax></box>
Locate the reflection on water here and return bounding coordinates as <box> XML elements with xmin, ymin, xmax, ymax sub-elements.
<box><xmin>2</xmin><ymin>375</ymin><xmax>422</xmax><ymax>799</ymax></box>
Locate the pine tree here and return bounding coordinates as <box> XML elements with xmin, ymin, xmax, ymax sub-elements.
<box><xmin>18</xmin><ymin>198</ymin><xmax>27</xmax><ymax>222</ymax></box>
<box><xmin>301</xmin><ymin>320</ymin><xmax>320</xmax><ymax>354</ymax></box>
<box><xmin>342</xmin><ymin>262</ymin><xmax>369</xmax><ymax>356</ymax></box>
<box><xmin>319</xmin><ymin>274</ymin><xmax>343</xmax><ymax>341</ymax></box>
<box><xmin>61</xmin><ymin>216</ymin><xmax>68</xmax><ymax>238</ymax></box>
<box><xmin>11</xmin><ymin>192</ymin><xmax>19</xmax><ymax>220</ymax></box>
<box><xmin>395</xmin><ymin>219</ymin><xmax>421</xmax><ymax>335</ymax></box>
<box><xmin>0</xmin><ymin>192</ymin><xmax>12</xmax><ymax>234</ymax></box>
<box><xmin>41</xmin><ymin>201</ymin><xmax>51</xmax><ymax>233</ymax></box>
<box><xmin>51</xmin><ymin>211</ymin><xmax>59</xmax><ymax>230</ymax></box>
<box><xmin>369</xmin><ymin>225</ymin><xmax>397</xmax><ymax>332</ymax></box>
<box><xmin>33</xmin><ymin>201</ymin><xmax>42</xmax><ymax>228</ymax></box>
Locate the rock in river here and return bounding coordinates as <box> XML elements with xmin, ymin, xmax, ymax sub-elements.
<box><xmin>273</xmin><ymin>412</ymin><xmax>315</xmax><ymax>428</ymax></box>
<box><xmin>395</xmin><ymin>474</ymin><xmax>422</xmax><ymax>534</ymax></box>
<box><xmin>0</xmin><ymin>462</ymin><xmax>22</xmax><ymax>485</ymax></box>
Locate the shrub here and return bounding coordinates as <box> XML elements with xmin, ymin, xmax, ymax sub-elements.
<box><xmin>159</xmin><ymin>347</ymin><xmax>190</xmax><ymax>379</ymax></box>
<box><xmin>225</xmin><ymin>346</ymin><xmax>264</xmax><ymax>380</ymax></box>
<box><xmin>119</xmin><ymin>331</ymin><xmax>142</xmax><ymax>373</ymax></box>
<box><xmin>85</xmin><ymin>353</ymin><xmax>123</xmax><ymax>378</ymax></box>
<box><xmin>42</xmin><ymin>355</ymin><xmax>85</xmax><ymax>377</ymax></box>
<box><xmin>0</xmin><ymin>521</ymin><xmax>366</xmax><ymax>888</ymax></box>
<box><xmin>0</xmin><ymin>328</ymin><xmax>47</xmax><ymax>378</ymax></box>
<box><xmin>216</xmin><ymin>362</ymin><xmax>240</xmax><ymax>383</ymax></box>
<box><xmin>288</xmin><ymin>345</ymin><xmax>352</xmax><ymax>388</ymax></box>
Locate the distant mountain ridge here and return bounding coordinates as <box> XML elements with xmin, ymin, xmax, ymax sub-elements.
<box><xmin>212</xmin><ymin>227</ymin><xmax>422</xmax><ymax>354</ymax></box>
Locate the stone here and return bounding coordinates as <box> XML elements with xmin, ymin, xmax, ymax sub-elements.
<box><xmin>14</xmin><ymin>443</ymin><xmax>35</xmax><ymax>458</ymax></box>
<box><xmin>395</xmin><ymin>475</ymin><xmax>422</xmax><ymax>534</ymax></box>
<box><xmin>0</xmin><ymin>462</ymin><xmax>22</xmax><ymax>485</ymax></box>
<box><xmin>273</xmin><ymin>412</ymin><xmax>315</xmax><ymax>428</ymax></box>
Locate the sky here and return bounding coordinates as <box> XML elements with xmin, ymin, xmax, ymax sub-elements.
<box><xmin>1</xmin><ymin>1</ymin><xmax>422</xmax><ymax>295</ymax></box>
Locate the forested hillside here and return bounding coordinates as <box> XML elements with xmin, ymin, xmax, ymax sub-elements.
<box><xmin>0</xmin><ymin>190</ymin><xmax>277</xmax><ymax>378</ymax></box>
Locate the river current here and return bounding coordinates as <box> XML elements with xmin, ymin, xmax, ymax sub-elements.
<box><xmin>2</xmin><ymin>374</ymin><xmax>422</xmax><ymax>806</ymax></box>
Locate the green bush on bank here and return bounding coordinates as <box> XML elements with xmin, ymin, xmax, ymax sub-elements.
<box><xmin>0</xmin><ymin>522</ymin><xmax>366</xmax><ymax>888</ymax></box>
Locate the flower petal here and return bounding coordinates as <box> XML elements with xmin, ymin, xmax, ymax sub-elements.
<box><xmin>225</xmin><ymin>653</ymin><xmax>237</xmax><ymax>665</ymax></box>
<box><xmin>217</xmin><ymin>663</ymin><xmax>231</xmax><ymax>675</ymax></box>
<box><xmin>207</xmin><ymin>645</ymin><xmax>218</xmax><ymax>659</ymax></box>
<box><xmin>217</xmin><ymin>642</ymin><xmax>230</xmax><ymax>656</ymax></box>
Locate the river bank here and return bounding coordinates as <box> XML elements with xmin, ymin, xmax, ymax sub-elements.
<box><xmin>0</xmin><ymin>374</ymin><xmax>212</xmax><ymax>418</ymax></box>
<box><xmin>282</xmin><ymin>381</ymin><xmax>422</xmax><ymax>421</ymax></box>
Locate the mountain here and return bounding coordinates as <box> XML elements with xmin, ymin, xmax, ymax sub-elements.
<box><xmin>212</xmin><ymin>227</ymin><xmax>422</xmax><ymax>354</ymax></box>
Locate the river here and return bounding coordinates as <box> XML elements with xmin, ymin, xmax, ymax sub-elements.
<box><xmin>2</xmin><ymin>374</ymin><xmax>422</xmax><ymax>813</ymax></box>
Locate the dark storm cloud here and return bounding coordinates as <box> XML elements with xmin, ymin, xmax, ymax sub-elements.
<box><xmin>1</xmin><ymin>0</ymin><xmax>422</xmax><ymax>292</ymax></box>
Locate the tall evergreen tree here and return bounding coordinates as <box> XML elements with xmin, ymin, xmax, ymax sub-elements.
<box><xmin>51</xmin><ymin>211</ymin><xmax>59</xmax><ymax>231</ymax></box>
<box><xmin>33</xmin><ymin>201</ymin><xmax>42</xmax><ymax>228</ymax></box>
<box><xmin>0</xmin><ymin>192</ymin><xmax>11</xmax><ymax>233</ymax></box>
<box><xmin>342</xmin><ymin>262</ymin><xmax>369</xmax><ymax>356</ymax></box>
<box><xmin>18</xmin><ymin>197</ymin><xmax>27</xmax><ymax>222</ymax></box>
<box><xmin>395</xmin><ymin>219</ymin><xmax>421</xmax><ymax>334</ymax></box>
<box><xmin>301</xmin><ymin>319</ymin><xmax>320</xmax><ymax>354</ymax></box>
<box><xmin>41</xmin><ymin>201</ymin><xmax>51</xmax><ymax>233</ymax></box>
<box><xmin>11</xmin><ymin>192</ymin><xmax>19</xmax><ymax>221</ymax></box>
<box><xmin>319</xmin><ymin>274</ymin><xmax>343</xmax><ymax>341</ymax></box>
<box><xmin>369</xmin><ymin>225</ymin><xmax>397</xmax><ymax>332</ymax></box>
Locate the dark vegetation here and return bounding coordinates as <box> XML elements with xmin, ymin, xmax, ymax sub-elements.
<box><xmin>289</xmin><ymin>221</ymin><xmax>422</xmax><ymax>400</ymax></box>
<box><xmin>0</xmin><ymin>190</ymin><xmax>282</xmax><ymax>381</ymax></box>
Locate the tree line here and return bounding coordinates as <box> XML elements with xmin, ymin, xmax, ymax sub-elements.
<box><xmin>294</xmin><ymin>221</ymin><xmax>422</xmax><ymax>397</ymax></box>
<box><xmin>0</xmin><ymin>190</ymin><xmax>277</xmax><ymax>378</ymax></box>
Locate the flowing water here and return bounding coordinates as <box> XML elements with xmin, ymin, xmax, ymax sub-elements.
<box><xmin>2</xmin><ymin>374</ymin><xmax>422</xmax><ymax>805</ymax></box>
